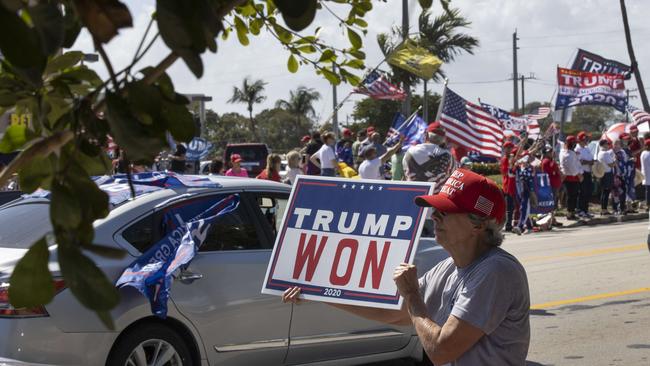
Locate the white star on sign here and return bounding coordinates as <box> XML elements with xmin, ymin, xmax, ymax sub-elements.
<box><xmin>369</xmin><ymin>185</ymin><xmax>374</xmax><ymax>190</ymax></box>
<box><xmin>360</xmin><ymin>185</ymin><xmax>365</xmax><ymax>190</ymax></box>
<box><xmin>378</xmin><ymin>186</ymin><xmax>384</xmax><ymax>191</ymax></box>
<box><xmin>342</xmin><ymin>183</ymin><xmax>347</xmax><ymax>189</ymax></box>
<box><xmin>351</xmin><ymin>184</ymin><xmax>356</xmax><ymax>189</ymax></box>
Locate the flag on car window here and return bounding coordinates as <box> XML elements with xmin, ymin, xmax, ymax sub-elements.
<box><xmin>116</xmin><ymin>194</ymin><xmax>240</xmax><ymax>318</ymax></box>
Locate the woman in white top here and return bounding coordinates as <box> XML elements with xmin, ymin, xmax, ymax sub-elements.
<box><xmin>597</xmin><ymin>139</ymin><xmax>617</xmax><ymax>215</ymax></box>
<box><xmin>310</xmin><ymin>132</ymin><xmax>338</xmax><ymax>177</ymax></box>
<box><xmin>284</xmin><ymin>150</ymin><xmax>302</xmax><ymax>185</ymax></box>
<box><xmin>359</xmin><ymin>137</ymin><xmax>403</xmax><ymax>180</ymax></box>
<box><xmin>640</xmin><ymin>139</ymin><xmax>650</xmax><ymax>211</ymax></box>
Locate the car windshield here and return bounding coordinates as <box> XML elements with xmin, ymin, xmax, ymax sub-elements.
<box><xmin>0</xmin><ymin>203</ymin><xmax>52</xmax><ymax>249</ymax></box>
<box><xmin>227</xmin><ymin>146</ymin><xmax>267</xmax><ymax>162</ymax></box>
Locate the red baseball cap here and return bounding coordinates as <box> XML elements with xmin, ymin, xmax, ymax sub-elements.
<box><xmin>301</xmin><ymin>135</ymin><xmax>311</xmax><ymax>143</ymax></box>
<box><xmin>629</xmin><ymin>125</ymin><xmax>639</xmax><ymax>132</ymax></box>
<box><xmin>342</xmin><ymin>128</ymin><xmax>352</xmax><ymax>137</ymax></box>
<box><xmin>366</xmin><ymin>126</ymin><xmax>376</xmax><ymax>134</ymax></box>
<box><xmin>415</xmin><ymin>168</ymin><xmax>506</xmax><ymax>224</ymax></box>
<box><xmin>565</xmin><ymin>135</ymin><xmax>577</xmax><ymax>145</ymax></box>
<box><xmin>503</xmin><ymin>141</ymin><xmax>514</xmax><ymax>149</ymax></box>
<box><xmin>230</xmin><ymin>154</ymin><xmax>243</xmax><ymax>163</ymax></box>
<box><xmin>620</xmin><ymin>132</ymin><xmax>631</xmax><ymax>140</ymax></box>
<box><xmin>645</xmin><ymin>138</ymin><xmax>650</xmax><ymax>147</ymax></box>
<box><xmin>577</xmin><ymin>131</ymin><xmax>591</xmax><ymax>141</ymax></box>
<box><xmin>427</xmin><ymin>121</ymin><xmax>445</xmax><ymax>136</ymax></box>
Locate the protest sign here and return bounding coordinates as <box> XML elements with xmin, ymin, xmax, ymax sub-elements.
<box><xmin>261</xmin><ymin>176</ymin><xmax>433</xmax><ymax>309</ymax></box>
<box><xmin>572</xmin><ymin>49</ymin><xmax>631</xmax><ymax>76</ymax></box>
<box><xmin>186</xmin><ymin>137</ymin><xmax>214</xmax><ymax>161</ymax></box>
<box><xmin>555</xmin><ymin>67</ymin><xmax>627</xmax><ymax>112</ymax></box>
<box><xmin>531</xmin><ymin>172</ymin><xmax>554</xmax><ymax>215</ymax></box>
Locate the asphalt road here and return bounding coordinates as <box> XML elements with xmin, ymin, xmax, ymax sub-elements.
<box><xmin>504</xmin><ymin>220</ymin><xmax>650</xmax><ymax>366</ymax></box>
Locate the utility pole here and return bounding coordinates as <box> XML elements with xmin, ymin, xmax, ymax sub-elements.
<box><xmin>520</xmin><ymin>73</ymin><xmax>536</xmax><ymax>114</ymax></box>
<box><xmin>620</xmin><ymin>0</ymin><xmax>650</xmax><ymax>111</ymax></box>
<box><xmin>512</xmin><ymin>29</ymin><xmax>519</xmax><ymax>112</ymax></box>
<box><xmin>423</xmin><ymin>79</ymin><xmax>428</xmax><ymax>122</ymax></box>
<box><xmin>332</xmin><ymin>64</ymin><xmax>339</xmax><ymax>140</ymax></box>
<box><xmin>401</xmin><ymin>0</ymin><xmax>411</xmax><ymax>116</ymax></box>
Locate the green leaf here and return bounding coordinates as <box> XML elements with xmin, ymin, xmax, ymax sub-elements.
<box><xmin>318</xmin><ymin>49</ymin><xmax>336</xmax><ymax>63</ymax></box>
<box><xmin>105</xmin><ymin>92</ymin><xmax>166</xmax><ymax>162</ymax></box>
<box><xmin>344</xmin><ymin>59</ymin><xmax>365</xmax><ymax>70</ymax></box>
<box><xmin>71</xmin><ymin>173</ymin><xmax>110</xmax><ymax>220</ymax></box>
<box><xmin>0</xmin><ymin>5</ymin><xmax>46</xmax><ymax>70</ymax></box>
<box><xmin>287</xmin><ymin>54</ymin><xmax>299</xmax><ymax>73</ymax></box>
<box><xmin>74</xmin><ymin>149</ymin><xmax>112</xmax><ymax>177</ymax></box>
<box><xmin>18</xmin><ymin>155</ymin><xmax>53</xmax><ymax>193</ymax></box>
<box><xmin>28</xmin><ymin>3</ymin><xmax>64</xmax><ymax>56</ymax></box>
<box><xmin>353</xmin><ymin>18</ymin><xmax>368</xmax><ymax>28</ymax></box>
<box><xmin>178</xmin><ymin>49</ymin><xmax>204</xmax><ymax>78</ymax></box>
<box><xmin>234</xmin><ymin>15</ymin><xmax>250</xmax><ymax>46</ymax></box>
<box><xmin>273</xmin><ymin>24</ymin><xmax>292</xmax><ymax>44</ymax></box>
<box><xmin>9</xmin><ymin>238</ymin><xmax>54</xmax><ymax>308</ymax></box>
<box><xmin>349</xmin><ymin>49</ymin><xmax>366</xmax><ymax>60</ymax></box>
<box><xmin>274</xmin><ymin>0</ymin><xmax>317</xmax><ymax>31</ymax></box>
<box><xmin>139</xmin><ymin>67</ymin><xmax>175</xmax><ymax>100</ymax></box>
<box><xmin>58</xmin><ymin>244</ymin><xmax>119</xmax><ymax>312</ymax></box>
<box><xmin>419</xmin><ymin>0</ymin><xmax>433</xmax><ymax>8</ymax></box>
<box><xmin>50</xmin><ymin>180</ymin><xmax>82</xmax><ymax>229</ymax></box>
<box><xmin>72</xmin><ymin>0</ymin><xmax>132</xmax><ymax>44</ymax></box>
<box><xmin>0</xmin><ymin>123</ymin><xmax>27</xmax><ymax>153</ymax></box>
<box><xmin>161</xmin><ymin>95</ymin><xmax>196</xmax><ymax>143</ymax></box>
<box><xmin>45</xmin><ymin>51</ymin><xmax>84</xmax><ymax>75</ymax></box>
<box><xmin>347</xmin><ymin>28</ymin><xmax>362</xmax><ymax>49</ymax></box>
<box><xmin>62</xmin><ymin>1</ymin><xmax>82</xmax><ymax>48</ymax></box>
<box><xmin>127</xmin><ymin>81</ymin><xmax>162</xmax><ymax>125</ymax></box>
<box><xmin>321</xmin><ymin>67</ymin><xmax>341</xmax><ymax>85</ymax></box>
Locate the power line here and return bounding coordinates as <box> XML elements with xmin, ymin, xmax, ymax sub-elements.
<box><xmin>448</xmin><ymin>78</ymin><xmax>511</xmax><ymax>85</ymax></box>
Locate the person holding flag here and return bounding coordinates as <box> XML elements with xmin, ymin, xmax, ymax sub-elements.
<box><xmin>358</xmin><ymin>136</ymin><xmax>403</xmax><ymax>179</ymax></box>
<box><xmin>403</xmin><ymin>122</ymin><xmax>457</xmax><ymax>192</ymax></box>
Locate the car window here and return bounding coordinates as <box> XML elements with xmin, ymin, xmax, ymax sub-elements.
<box><xmin>122</xmin><ymin>213</ymin><xmax>156</xmax><ymax>253</ymax></box>
<box><xmin>226</xmin><ymin>146</ymin><xmax>268</xmax><ymax>162</ymax></box>
<box><xmin>253</xmin><ymin>193</ymin><xmax>289</xmax><ymax>239</ymax></box>
<box><xmin>200</xmin><ymin>205</ymin><xmax>265</xmax><ymax>252</ymax></box>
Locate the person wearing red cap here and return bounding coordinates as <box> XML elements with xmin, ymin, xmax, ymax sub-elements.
<box><xmin>225</xmin><ymin>154</ymin><xmax>248</xmax><ymax>177</ymax></box>
<box><xmin>559</xmin><ymin>136</ymin><xmax>583</xmax><ymax>220</ymax></box>
<box><xmin>283</xmin><ymin>169</ymin><xmax>530</xmax><ymax>365</ymax></box>
<box><xmin>335</xmin><ymin>128</ymin><xmax>354</xmax><ymax>167</ymax></box>
<box><xmin>402</xmin><ymin>122</ymin><xmax>456</xmax><ymax>191</ymax></box>
<box><xmin>628</xmin><ymin>124</ymin><xmax>642</xmax><ymax>170</ymax></box>
<box><xmin>640</xmin><ymin>139</ymin><xmax>650</xmax><ymax>211</ymax></box>
<box><xmin>500</xmin><ymin>141</ymin><xmax>517</xmax><ymax>231</ymax></box>
<box><xmin>575</xmin><ymin>131</ymin><xmax>595</xmax><ymax>218</ymax></box>
<box><xmin>541</xmin><ymin>145</ymin><xmax>563</xmax><ymax>224</ymax></box>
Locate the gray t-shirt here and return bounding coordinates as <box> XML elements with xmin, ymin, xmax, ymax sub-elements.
<box><xmin>418</xmin><ymin>247</ymin><xmax>530</xmax><ymax>366</ymax></box>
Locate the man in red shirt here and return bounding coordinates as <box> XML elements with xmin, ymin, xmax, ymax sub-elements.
<box><xmin>500</xmin><ymin>141</ymin><xmax>516</xmax><ymax>232</ymax></box>
<box><xmin>628</xmin><ymin>125</ymin><xmax>642</xmax><ymax>170</ymax></box>
<box><xmin>541</xmin><ymin>146</ymin><xmax>563</xmax><ymax>219</ymax></box>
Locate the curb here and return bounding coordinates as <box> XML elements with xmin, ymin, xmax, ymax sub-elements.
<box><xmin>561</xmin><ymin>212</ymin><xmax>648</xmax><ymax>228</ymax></box>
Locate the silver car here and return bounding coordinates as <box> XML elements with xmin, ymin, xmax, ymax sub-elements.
<box><xmin>0</xmin><ymin>176</ymin><xmax>447</xmax><ymax>366</ymax></box>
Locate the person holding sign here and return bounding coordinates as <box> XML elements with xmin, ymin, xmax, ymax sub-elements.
<box><xmin>283</xmin><ymin>169</ymin><xmax>530</xmax><ymax>365</ymax></box>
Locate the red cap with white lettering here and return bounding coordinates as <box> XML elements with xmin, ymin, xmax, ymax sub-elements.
<box><xmin>414</xmin><ymin>168</ymin><xmax>506</xmax><ymax>224</ymax></box>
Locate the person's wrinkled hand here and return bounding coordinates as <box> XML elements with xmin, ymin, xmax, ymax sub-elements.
<box><xmin>282</xmin><ymin>286</ymin><xmax>304</xmax><ymax>304</ymax></box>
<box><xmin>393</xmin><ymin>263</ymin><xmax>419</xmax><ymax>299</ymax></box>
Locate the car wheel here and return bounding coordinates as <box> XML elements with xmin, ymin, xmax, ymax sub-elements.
<box><xmin>107</xmin><ymin>323</ymin><xmax>193</xmax><ymax>366</ymax></box>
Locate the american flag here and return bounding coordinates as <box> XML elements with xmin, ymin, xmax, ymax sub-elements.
<box><xmin>627</xmin><ymin>105</ymin><xmax>650</xmax><ymax>127</ymax></box>
<box><xmin>525</xmin><ymin>107</ymin><xmax>551</xmax><ymax>120</ymax></box>
<box><xmin>440</xmin><ymin>88</ymin><xmax>503</xmax><ymax>158</ymax></box>
<box><xmin>353</xmin><ymin>70</ymin><xmax>406</xmax><ymax>101</ymax></box>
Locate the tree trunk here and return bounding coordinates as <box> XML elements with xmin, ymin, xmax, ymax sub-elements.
<box><xmin>620</xmin><ymin>0</ymin><xmax>650</xmax><ymax>111</ymax></box>
<box><xmin>248</xmin><ymin>107</ymin><xmax>259</xmax><ymax>141</ymax></box>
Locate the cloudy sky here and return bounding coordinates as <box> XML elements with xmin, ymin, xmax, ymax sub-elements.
<box><xmin>72</xmin><ymin>0</ymin><xmax>650</xmax><ymax>125</ymax></box>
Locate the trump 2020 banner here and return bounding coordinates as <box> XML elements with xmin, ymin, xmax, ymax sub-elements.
<box><xmin>261</xmin><ymin>176</ymin><xmax>433</xmax><ymax>309</ymax></box>
<box><xmin>555</xmin><ymin>67</ymin><xmax>627</xmax><ymax>113</ymax></box>
<box><xmin>571</xmin><ymin>49</ymin><xmax>631</xmax><ymax>76</ymax></box>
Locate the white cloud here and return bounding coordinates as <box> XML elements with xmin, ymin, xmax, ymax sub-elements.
<box><xmin>70</xmin><ymin>0</ymin><xmax>650</xmax><ymax>131</ymax></box>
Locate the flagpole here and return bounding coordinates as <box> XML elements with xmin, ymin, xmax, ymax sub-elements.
<box><xmin>434</xmin><ymin>78</ymin><xmax>449</xmax><ymax>122</ymax></box>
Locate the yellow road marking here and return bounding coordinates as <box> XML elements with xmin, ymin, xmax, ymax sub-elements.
<box><xmin>520</xmin><ymin>244</ymin><xmax>646</xmax><ymax>263</ymax></box>
<box><xmin>531</xmin><ymin>287</ymin><xmax>650</xmax><ymax>310</ymax></box>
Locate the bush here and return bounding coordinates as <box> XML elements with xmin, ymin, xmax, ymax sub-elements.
<box><xmin>469</xmin><ymin>162</ymin><xmax>500</xmax><ymax>176</ymax></box>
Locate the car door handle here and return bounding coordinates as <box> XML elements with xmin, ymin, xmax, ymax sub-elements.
<box><xmin>177</xmin><ymin>270</ymin><xmax>203</xmax><ymax>284</ymax></box>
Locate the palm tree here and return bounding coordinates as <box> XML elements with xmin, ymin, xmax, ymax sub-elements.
<box><xmin>275</xmin><ymin>86</ymin><xmax>321</xmax><ymax>132</ymax></box>
<box><xmin>228</xmin><ymin>77</ymin><xmax>267</xmax><ymax>140</ymax></box>
<box><xmin>378</xmin><ymin>8</ymin><xmax>479</xmax><ymax>85</ymax></box>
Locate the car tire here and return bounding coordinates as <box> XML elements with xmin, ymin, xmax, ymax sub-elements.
<box><xmin>106</xmin><ymin>323</ymin><xmax>193</xmax><ymax>366</ymax></box>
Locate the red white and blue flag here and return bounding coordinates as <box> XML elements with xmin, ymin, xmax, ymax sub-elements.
<box><xmin>481</xmin><ymin>102</ymin><xmax>545</xmax><ymax>139</ymax></box>
<box><xmin>353</xmin><ymin>70</ymin><xmax>407</xmax><ymax>101</ymax></box>
<box><xmin>440</xmin><ymin>88</ymin><xmax>503</xmax><ymax>158</ymax></box>
<box><xmin>386</xmin><ymin>112</ymin><xmax>428</xmax><ymax>151</ymax></box>
<box><xmin>627</xmin><ymin>105</ymin><xmax>650</xmax><ymax>127</ymax></box>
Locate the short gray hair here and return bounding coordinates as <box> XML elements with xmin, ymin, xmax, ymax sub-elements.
<box><xmin>468</xmin><ymin>214</ymin><xmax>505</xmax><ymax>247</ymax></box>
<box><xmin>428</xmin><ymin>132</ymin><xmax>446</xmax><ymax>146</ymax></box>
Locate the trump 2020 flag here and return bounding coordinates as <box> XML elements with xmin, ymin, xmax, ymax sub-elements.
<box><xmin>116</xmin><ymin>194</ymin><xmax>239</xmax><ymax>318</ymax></box>
<box><xmin>555</xmin><ymin>67</ymin><xmax>627</xmax><ymax>112</ymax></box>
<box><xmin>386</xmin><ymin>113</ymin><xmax>428</xmax><ymax>151</ymax></box>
